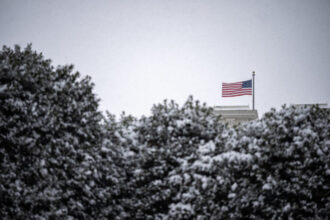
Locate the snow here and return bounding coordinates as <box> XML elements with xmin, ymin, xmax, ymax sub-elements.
<box><xmin>169</xmin><ymin>175</ymin><xmax>182</xmax><ymax>185</ymax></box>
<box><xmin>262</xmin><ymin>183</ymin><xmax>272</xmax><ymax>190</ymax></box>
<box><xmin>40</xmin><ymin>168</ymin><xmax>48</xmax><ymax>176</ymax></box>
<box><xmin>283</xmin><ymin>203</ymin><xmax>291</xmax><ymax>212</ymax></box>
<box><xmin>101</xmin><ymin>146</ymin><xmax>111</xmax><ymax>153</ymax></box>
<box><xmin>0</xmin><ymin>84</ymin><xmax>7</xmax><ymax>92</ymax></box>
<box><xmin>197</xmin><ymin>141</ymin><xmax>215</xmax><ymax>154</ymax></box>
<box><xmin>123</xmin><ymin>150</ymin><xmax>135</xmax><ymax>157</ymax></box>
<box><xmin>157</xmin><ymin>125</ymin><xmax>163</xmax><ymax>134</ymax></box>
<box><xmin>54</xmin><ymin>80</ymin><xmax>66</xmax><ymax>90</ymax></box>
<box><xmin>175</xmin><ymin>118</ymin><xmax>192</xmax><ymax>128</ymax></box>
<box><xmin>231</xmin><ymin>183</ymin><xmax>238</xmax><ymax>191</ymax></box>
<box><xmin>228</xmin><ymin>193</ymin><xmax>236</xmax><ymax>198</ymax></box>
<box><xmin>169</xmin><ymin>203</ymin><xmax>194</xmax><ymax>215</ymax></box>
<box><xmin>192</xmin><ymin>160</ymin><xmax>212</xmax><ymax>171</ymax></box>
<box><xmin>213</xmin><ymin>151</ymin><xmax>252</xmax><ymax>163</ymax></box>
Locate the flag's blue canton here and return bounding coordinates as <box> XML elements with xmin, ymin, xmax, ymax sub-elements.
<box><xmin>242</xmin><ymin>80</ymin><xmax>252</xmax><ymax>88</ymax></box>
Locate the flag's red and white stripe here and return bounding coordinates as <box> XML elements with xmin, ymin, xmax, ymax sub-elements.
<box><xmin>222</xmin><ymin>81</ymin><xmax>252</xmax><ymax>97</ymax></box>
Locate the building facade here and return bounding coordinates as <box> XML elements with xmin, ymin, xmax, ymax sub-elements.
<box><xmin>213</xmin><ymin>105</ymin><xmax>258</xmax><ymax>126</ymax></box>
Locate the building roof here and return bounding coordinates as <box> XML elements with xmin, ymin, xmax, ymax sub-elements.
<box><xmin>214</xmin><ymin>105</ymin><xmax>250</xmax><ymax>110</ymax></box>
<box><xmin>213</xmin><ymin>105</ymin><xmax>258</xmax><ymax>126</ymax></box>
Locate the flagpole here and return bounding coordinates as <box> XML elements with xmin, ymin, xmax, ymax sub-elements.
<box><xmin>252</xmin><ymin>71</ymin><xmax>255</xmax><ymax>110</ymax></box>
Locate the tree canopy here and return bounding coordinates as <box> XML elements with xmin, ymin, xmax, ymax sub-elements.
<box><xmin>1</xmin><ymin>45</ymin><xmax>329</xmax><ymax>219</ymax></box>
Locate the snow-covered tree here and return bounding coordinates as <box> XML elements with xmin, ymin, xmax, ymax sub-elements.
<box><xmin>118</xmin><ymin>97</ymin><xmax>226</xmax><ymax>219</ymax></box>
<box><xmin>222</xmin><ymin>105</ymin><xmax>330</xmax><ymax>219</ymax></box>
<box><xmin>0</xmin><ymin>45</ymin><xmax>124</xmax><ymax>219</ymax></box>
<box><xmin>116</xmin><ymin>103</ymin><xmax>329</xmax><ymax>219</ymax></box>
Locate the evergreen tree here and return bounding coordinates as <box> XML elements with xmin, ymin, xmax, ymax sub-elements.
<box><xmin>0</xmin><ymin>45</ymin><xmax>124</xmax><ymax>219</ymax></box>
<box><xmin>119</xmin><ymin>97</ymin><xmax>226</xmax><ymax>219</ymax></box>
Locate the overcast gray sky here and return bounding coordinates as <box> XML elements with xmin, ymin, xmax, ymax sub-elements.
<box><xmin>1</xmin><ymin>0</ymin><xmax>329</xmax><ymax>117</ymax></box>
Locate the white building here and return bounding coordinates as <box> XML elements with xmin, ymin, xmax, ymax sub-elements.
<box><xmin>213</xmin><ymin>103</ymin><xmax>328</xmax><ymax>126</ymax></box>
<box><xmin>293</xmin><ymin>103</ymin><xmax>328</xmax><ymax>109</ymax></box>
<box><xmin>213</xmin><ymin>105</ymin><xmax>258</xmax><ymax>126</ymax></box>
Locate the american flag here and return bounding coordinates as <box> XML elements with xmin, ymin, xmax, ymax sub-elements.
<box><xmin>222</xmin><ymin>79</ymin><xmax>252</xmax><ymax>97</ymax></box>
